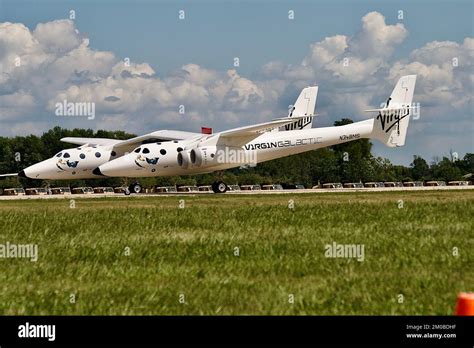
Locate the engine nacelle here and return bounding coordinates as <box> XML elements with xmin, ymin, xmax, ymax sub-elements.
<box><xmin>190</xmin><ymin>146</ymin><xmax>217</xmax><ymax>167</ymax></box>
<box><xmin>178</xmin><ymin>145</ymin><xmax>249</xmax><ymax>168</ymax></box>
<box><xmin>177</xmin><ymin>150</ymin><xmax>192</xmax><ymax>169</ymax></box>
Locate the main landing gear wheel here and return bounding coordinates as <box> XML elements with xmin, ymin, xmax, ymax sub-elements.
<box><xmin>128</xmin><ymin>182</ymin><xmax>142</xmax><ymax>194</ymax></box>
<box><xmin>212</xmin><ymin>181</ymin><xmax>227</xmax><ymax>194</ymax></box>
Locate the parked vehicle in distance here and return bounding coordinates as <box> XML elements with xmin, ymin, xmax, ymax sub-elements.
<box><xmin>321</xmin><ymin>183</ymin><xmax>343</xmax><ymax>189</ymax></box>
<box><xmin>447</xmin><ymin>181</ymin><xmax>470</xmax><ymax>186</ymax></box>
<box><xmin>383</xmin><ymin>182</ymin><xmax>403</xmax><ymax>187</ymax></box>
<box><xmin>262</xmin><ymin>184</ymin><xmax>284</xmax><ymax>190</ymax></box>
<box><xmin>240</xmin><ymin>184</ymin><xmax>261</xmax><ymax>191</ymax></box>
<box><xmin>51</xmin><ymin>187</ymin><xmax>71</xmax><ymax>195</ymax></box>
<box><xmin>71</xmin><ymin>187</ymin><xmax>94</xmax><ymax>194</ymax></box>
<box><xmin>198</xmin><ymin>185</ymin><xmax>212</xmax><ymax>192</ymax></box>
<box><xmin>425</xmin><ymin>181</ymin><xmax>446</xmax><ymax>186</ymax></box>
<box><xmin>3</xmin><ymin>188</ymin><xmax>26</xmax><ymax>196</ymax></box>
<box><xmin>343</xmin><ymin>183</ymin><xmax>364</xmax><ymax>188</ymax></box>
<box><xmin>114</xmin><ymin>187</ymin><xmax>128</xmax><ymax>194</ymax></box>
<box><xmin>226</xmin><ymin>184</ymin><xmax>241</xmax><ymax>191</ymax></box>
<box><xmin>403</xmin><ymin>181</ymin><xmax>423</xmax><ymax>187</ymax></box>
<box><xmin>364</xmin><ymin>182</ymin><xmax>385</xmax><ymax>188</ymax></box>
<box><xmin>154</xmin><ymin>186</ymin><xmax>177</xmax><ymax>193</ymax></box>
<box><xmin>283</xmin><ymin>184</ymin><xmax>306</xmax><ymax>190</ymax></box>
<box><xmin>25</xmin><ymin>187</ymin><xmax>48</xmax><ymax>195</ymax></box>
<box><xmin>93</xmin><ymin>187</ymin><xmax>114</xmax><ymax>194</ymax></box>
<box><xmin>177</xmin><ymin>185</ymin><xmax>199</xmax><ymax>192</ymax></box>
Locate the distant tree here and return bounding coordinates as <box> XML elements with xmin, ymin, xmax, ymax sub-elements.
<box><xmin>430</xmin><ymin>157</ymin><xmax>463</xmax><ymax>181</ymax></box>
<box><xmin>410</xmin><ymin>155</ymin><xmax>430</xmax><ymax>180</ymax></box>
<box><xmin>457</xmin><ymin>153</ymin><xmax>474</xmax><ymax>175</ymax></box>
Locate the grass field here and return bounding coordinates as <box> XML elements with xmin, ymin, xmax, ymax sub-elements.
<box><xmin>0</xmin><ymin>190</ymin><xmax>472</xmax><ymax>315</ymax></box>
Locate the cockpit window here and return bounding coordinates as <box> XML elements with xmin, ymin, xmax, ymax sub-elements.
<box><xmin>142</xmin><ymin>148</ymin><xmax>150</xmax><ymax>154</ymax></box>
<box><xmin>63</xmin><ymin>153</ymin><xmax>70</xmax><ymax>158</ymax></box>
<box><xmin>134</xmin><ymin>148</ymin><xmax>141</xmax><ymax>153</ymax></box>
<box><xmin>56</xmin><ymin>152</ymin><xmax>62</xmax><ymax>157</ymax></box>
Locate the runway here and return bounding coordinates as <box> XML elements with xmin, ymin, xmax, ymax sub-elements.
<box><xmin>0</xmin><ymin>185</ymin><xmax>472</xmax><ymax>200</ymax></box>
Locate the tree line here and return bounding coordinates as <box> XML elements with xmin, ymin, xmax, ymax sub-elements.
<box><xmin>0</xmin><ymin>120</ymin><xmax>472</xmax><ymax>189</ymax></box>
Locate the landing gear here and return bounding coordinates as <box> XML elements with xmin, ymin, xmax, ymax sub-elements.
<box><xmin>128</xmin><ymin>182</ymin><xmax>142</xmax><ymax>194</ymax></box>
<box><xmin>212</xmin><ymin>181</ymin><xmax>227</xmax><ymax>194</ymax></box>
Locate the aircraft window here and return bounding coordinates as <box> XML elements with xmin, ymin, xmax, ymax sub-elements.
<box><xmin>173</xmin><ymin>140</ymin><xmax>178</xmax><ymax>143</ymax></box>
<box><xmin>63</xmin><ymin>153</ymin><xmax>70</xmax><ymax>158</ymax></box>
<box><xmin>160</xmin><ymin>149</ymin><xmax>166</xmax><ymax>155</ymax></box>
<box><xmin>95</xmin><ymin>152</ymin><xmax>101</xmax><ymax>158</ymax></box>
<box><xmin>142</xmin><ymin>148</ymin><xmax>150</xmax><ymax>154</ymax></box>
<box><xmin>156</xmin><ymin>142</ymin><xmax>162</xmax><ymax>145</ymax></box>
<box><xmin>56</xmin><ymin>152</ymin><xmax>62</xmax><ymax>157</ymax></box>
<box><xmin>134</xmin><ymin>148</ymin><xmax>141</xmax><ymax>153</ymax></box>
<box><xmin>80</xmin><ymin>153</ymin><xmax>86</xmax><ymax>159</ymax></box>
<box><xmin>111</xmin><ymin>151</ymin><xmax>117</xmax><ymax>156</ymax></box>
<box><xmin>177</xmin><ymin>147</ymin><xmax>183</xmax><ymax>152</ymax></box>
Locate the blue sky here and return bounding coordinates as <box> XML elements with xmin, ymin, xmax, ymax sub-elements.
<box><xmin>0</xmin><ymin>0</ymin><xmax>473</xmax><ymax>165</ymax></box>
<box><xmin>3</xmin><ymin>0</ymin><xmax>472</xmax><ymax>75</ymax></box>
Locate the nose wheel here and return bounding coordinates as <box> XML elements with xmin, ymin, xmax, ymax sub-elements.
<box><xmin>212</xmin><ymin>181</ymin><xmax>227</xmax><ymax>194</ymax></box>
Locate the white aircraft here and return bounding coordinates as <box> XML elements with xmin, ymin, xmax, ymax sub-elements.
<box><xmin>6</xmin><ymin>75</ymin><xmax>416</xmax><ymax>193</ymax></box>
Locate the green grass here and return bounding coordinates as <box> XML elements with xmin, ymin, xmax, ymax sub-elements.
<box><xmin>0</xmin><ymin>190</ymin><xmax>472</xmax><ymax>315</ymax></box>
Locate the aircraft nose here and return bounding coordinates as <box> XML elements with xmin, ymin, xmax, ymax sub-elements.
<box><xmin>21</xmin><ymin>158</ymin><xmax>57</xmax><ymax>179</ymax></box>
<box><xmin>98</xmin><ymin>155</ymin><xmax>135</xmax><ymax>177</ymax></box>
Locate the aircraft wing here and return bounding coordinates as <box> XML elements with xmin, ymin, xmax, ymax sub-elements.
<box><xmin>61</xmin><ymin>130</ymin><xmax>201</xmax><ymax>149</ymax></box>
<box><xmin>214</xmin><ymin>115</ymin><xmax>317</xmax><ymax>147</ymax></box>
<box><xmin>61</xmin><ymin>137</ymin><xmax>123</xmax><ymax>146</ymax></box>
<box><xmin>0</xmin><ymin>173</ymin><xmax>18</xmax><ymax>177</ymax></box>
<box><xmin>111</xmin><ymin>130</ymin><xmax>201</xmax><ymax>150</ymax></box>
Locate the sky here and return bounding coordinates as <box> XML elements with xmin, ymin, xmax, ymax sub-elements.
<box><xmin>0</xmin><ymin>0</ymin><xmax>473</xmax><ymax>165</ymax></box>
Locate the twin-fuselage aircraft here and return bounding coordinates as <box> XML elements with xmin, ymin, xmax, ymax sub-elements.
<box><xmin>4</xmin><ymin>75</ymin><xmax>417</xmax><ymax>193</ymax></box>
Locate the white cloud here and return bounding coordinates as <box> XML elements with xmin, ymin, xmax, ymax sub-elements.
<box><xmin>33</xmin><ymin>19</ymin><xmax>82</xmax><ymax>54</ymax></box>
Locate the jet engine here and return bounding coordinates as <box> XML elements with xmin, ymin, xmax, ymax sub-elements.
<box><xmin>189</xmin><ymin>146</ymin><xmax>217</xmax><ymax>167</ymax></box>
<box><xmin>177</xmin><ymin>149</ymin><xmax>192</xmax><ymax>169</ymax></box>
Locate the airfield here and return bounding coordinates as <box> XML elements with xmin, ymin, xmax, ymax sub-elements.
<box><xmin>0</xmin><ymin>184</ymin><xmax>472</xmax><ymax>200</ymax></box>
<box><xmin>0</xmin><ymin>189</ymin><xmax>472</xmax><ymax>315</ymax></box>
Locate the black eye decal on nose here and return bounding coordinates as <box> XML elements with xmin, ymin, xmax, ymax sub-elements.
<box><xmin>67</xmin><ymin>160</ymin><xmax>79</xmax><ymax>168</ymax></box>
<box><xmin>146</xmin><ymin>157</ymin><xmax>159</xmax><ymax>165</ymax></box>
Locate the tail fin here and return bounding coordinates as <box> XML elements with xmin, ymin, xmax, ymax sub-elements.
<box><xmin>280</xmin><ymin>86</ymin><xmax>318</xmax><ymax>131</ymax></box>
<box><xmin>369</xmin><ymin>75</ymin><xmax>417</xmax><ymax>147</ymax></box>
